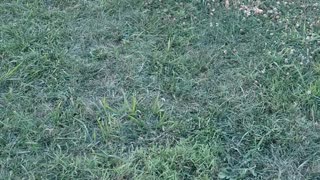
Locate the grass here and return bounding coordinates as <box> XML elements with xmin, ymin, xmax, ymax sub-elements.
<box><xmin>1</xmin><ymin>0</ymin><xmax>320</xmax><ymax>179</ymax></box>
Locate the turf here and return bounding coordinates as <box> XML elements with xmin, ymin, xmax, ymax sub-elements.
<box><xmin>1</xmin><ymin>0</ymin><xmax>320</xmax><ymax>179</ymax></box>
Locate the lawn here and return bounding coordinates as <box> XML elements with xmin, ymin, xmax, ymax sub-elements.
<box><xmin>1</xmin><ymin>0</ymin><xmax>320</xmax><ymax>179</ymax></box>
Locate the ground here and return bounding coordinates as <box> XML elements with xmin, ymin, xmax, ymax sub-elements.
<box><xmin>1</xmin><ymin>0</ymin><xmax>320</xmax><ymax>179</ymax></box>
